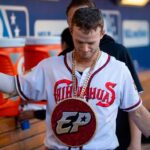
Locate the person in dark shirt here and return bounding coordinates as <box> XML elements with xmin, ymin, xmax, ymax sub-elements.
<box><xmin>61</xmin><ymin>28</ymin><xmax>74</xmax><ymax>51</ymax></box>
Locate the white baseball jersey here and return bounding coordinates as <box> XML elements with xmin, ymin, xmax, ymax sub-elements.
<box><xmin>15</xmin><ymin>51</ymin><xmax>142</xmax><ymax>150</ymax></box>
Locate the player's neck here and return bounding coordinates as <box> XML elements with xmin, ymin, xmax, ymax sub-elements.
<box><xmin>74</xmin><ymin>50</ymin><xmax>101</xmax><ymax>72</ymax></box>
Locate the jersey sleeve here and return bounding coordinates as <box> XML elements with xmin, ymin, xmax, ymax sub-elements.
<box><xmin>15</xmin><ymin>60</ymin><xmax>47</xmax><ymax>101</ymax></box>
<box><xmin>118</xmin><ymin>45</ymin><xmax>143</xmax><ymax>93</ymax></box>
<box><xmin>119</xmin><ymin>65</ymin><xmax>142</xmax><ymax>112</ymax></box>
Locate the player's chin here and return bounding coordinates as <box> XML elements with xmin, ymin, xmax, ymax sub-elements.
<box><xmin>80</xmin><ymin>52</ymin><xmax>91</xmax><ymax>57</ymax></box>
<box><xmin>81</xmin><ymin>54</ymin><xmax>91</xmax><ymax>60</ymax></box>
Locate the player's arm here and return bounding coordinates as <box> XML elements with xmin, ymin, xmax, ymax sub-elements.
<box><xmin>128</xmin><ymin>94</ymin><xmax>142</xmax><ymax>150</ymax></box>
<box><xmin>127</xmin><ymin>116</ymin><xmax>141</xmax><ymax>150</ymax></box>
<box><xmin>129</xmin><ymin>104</ymin><xmax>150</xmax><ymax>137</ymax></box>
<box><xmin>0</xmin><ymin>73</ymin><xmax>17</xmax><ymax>97</ymax></box>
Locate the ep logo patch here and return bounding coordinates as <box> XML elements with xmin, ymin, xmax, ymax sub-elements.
<box><xmin>56</xmin><ymin>111</ymin><xmax>91</xmax><ymax>135</ymax></box>
<box><xmin>51</xmin><ymin>98</ymin><xmax>97</xmax><ymax>147</ymax></box>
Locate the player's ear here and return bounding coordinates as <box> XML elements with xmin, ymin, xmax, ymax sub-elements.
<box><xmin>100</xmin><ymin>28</ymin><xmax>105</xmax><ymax>39</ymax></box>
<box><xmin>69</xmin><ymin>27</ymin><xmax>73</xmax><ymax>35</ymax></box>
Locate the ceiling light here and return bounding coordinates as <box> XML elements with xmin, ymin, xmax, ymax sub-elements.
<box><xmin>119</xmin><ymin>0</ymin><xmax>149</xmax><ymax>6</ymax></box>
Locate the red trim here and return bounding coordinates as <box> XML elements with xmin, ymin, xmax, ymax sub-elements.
<box><xmin>64</xmin><ymin>54</ymin><xmax>72</xmax><ymax>73</ymax></box>
<box><xmin>122</xmin><ymin>98</ymin><xmax>142</xmax><ymax>111</ymax></box>
<box><xmin>16</xmin><ymin>75</ymin><xmax>30</xmax><ymax>100</ymax></box>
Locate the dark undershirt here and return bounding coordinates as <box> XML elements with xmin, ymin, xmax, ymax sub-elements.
<box><xmin>78</xmin><ymin>71</ymin><xmax>83</xmax><ymax>75</ymax></box>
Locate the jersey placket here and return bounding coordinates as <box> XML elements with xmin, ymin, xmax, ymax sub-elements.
<box><xmin>75</xmin><ymin>68</ymin><xmax>90</xmax><ymax>98</ymax></box>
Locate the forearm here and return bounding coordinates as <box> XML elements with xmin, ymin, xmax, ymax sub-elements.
<box><xmin>0</xmin><ymin>73</ymin><xmax>17</xmax><ymax>96</ymax></box>
<box><xmin>128</xmin><ymin>115</ymin><xmax>141</xmax><ymax>150</ymax></box>
<box><xmin>129</xmin><ymin>105</ymin><xmax>150</xmax><ymax>137</ymax></box>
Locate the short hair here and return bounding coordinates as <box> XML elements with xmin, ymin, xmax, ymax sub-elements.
<box><xmin>61</xmin><ymin>28</ymin><xmax>74</xmax><ymax>49</ymax></box>
<box><xmin>66</xmin><ymin>0</ymin><xmax>96</xmax><ymax>16</ymax></box>
<box><xmin>71</xmin><ymin>8</ymin><xmax>104</xmax><ymax>32</ymax></box>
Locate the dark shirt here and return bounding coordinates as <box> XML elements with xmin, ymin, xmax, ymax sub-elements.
<box><xmin>34</xmin><ymin>109</ymin><xmax>46</xmax><ymax>120</ymax></box>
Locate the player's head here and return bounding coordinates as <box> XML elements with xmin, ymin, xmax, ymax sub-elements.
<box><xmin>66</xmin><ymin>0</ymin><xmax>96</xmax><ymax>27</ymax></box>
<box><xmin>71</xmin><ymin>8</ymin><xmax>104</xmax><ymax>33</ymax></box>
<box><xmin>61</xmin><ymin>28</ymin><xmax>74</xmax><ymax>50</ymax></box>
<box><xmin>70</xmin><ymin>8</ymin><xmax>104</xmax><ymax>60</ymax></box>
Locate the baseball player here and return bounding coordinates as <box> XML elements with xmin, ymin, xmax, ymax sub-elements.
<box><xmin>61</xmin><ymin>1</ymin><xmax>143</xmax><ymax>150</ymax></box>
<box><xmin>19</xmin><ymin>1</ymin><xmax>143</xmax><ymax>149</ymax></box>
<box><xmin>0</xmin><ymin>8</ymin><xmax>150</xmax><ymax>150</ymax></box>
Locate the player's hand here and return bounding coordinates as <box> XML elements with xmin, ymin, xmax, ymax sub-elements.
<box><xmin>127</xmin><ymin>144</ymin><xmax>141</xmax><ymax>150</ymax></box>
